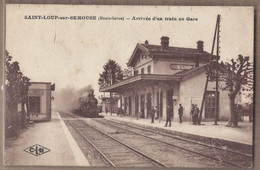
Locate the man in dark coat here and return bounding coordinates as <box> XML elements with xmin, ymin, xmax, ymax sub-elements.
<box><xmin>151</xmin><ymin>106</ymin><xmax>155</xmax><ymax>123</ymax></box>
<box><xmin>194</xmin><ymin>104</ymin><xmax>199</xmax><ymax>125</ymax></box>
<box><xmin>178</xmin><ymin>104</ymin><xmax>183</xmax><ymax>123</ymax></box>
<box><xmin>190</xmin><ymin>104</ymin><xmax>195</xmax><ymax>124</ymax></box>
<box><xmin>165</xmin><ymin>105</ymin><xmax>172</xmax><ymax>127</ymax></box>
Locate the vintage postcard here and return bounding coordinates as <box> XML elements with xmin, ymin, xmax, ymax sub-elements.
<box><xmin>4</xmin><ymin>5</ymin><xmax>254</xmax><ymax>168</ymax></box>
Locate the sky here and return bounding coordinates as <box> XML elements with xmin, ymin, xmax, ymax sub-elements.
<box><xmin>6</xmin><ymin>5</ymin><xmax>254</xmax><ymax>103</ymax></box>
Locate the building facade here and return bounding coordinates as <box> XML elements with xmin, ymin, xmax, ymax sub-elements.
<box><xmin>100</xmin><ymin>36</ymin><xmax>238</xmax><ymax>121</ymax></box>
<box><xmin>28</xmin><ymin>82</ymin><xmax>54</xmax><ymax>121</ymax></box>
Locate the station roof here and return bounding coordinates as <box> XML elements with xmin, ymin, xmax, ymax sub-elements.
<box><xmin>99</xmin><ymin>74</ymin><xmax>181</xmax><ymax>92</ymax></box>
<box><xmin>127</xmin><ymin>43</ymin><xmax>216</xmax><ymax>67</ymax></box>
<box><xmin>99</xmin><ymin>64</ymin><xmax>208</xmax><ymax>93</ymax></box>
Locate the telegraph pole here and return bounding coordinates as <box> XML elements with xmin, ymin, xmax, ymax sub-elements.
<box><xmin>198</xmin><ymin>15</ymin><xmax>221</xmax><ymax>125</ymax></box>
<box><xmin>214</xmin><ymin>15</ymin><xmax>221</xmax><ymax>125</ymax></box>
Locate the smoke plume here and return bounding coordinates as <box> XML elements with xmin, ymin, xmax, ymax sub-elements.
<box><xmin>53</xmin><ymin>85</ymin><xmax>93</xmax><ymax>113</ymax></box>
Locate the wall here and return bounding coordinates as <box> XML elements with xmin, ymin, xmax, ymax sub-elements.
<box><xmin>133</xmin><ymin>53</ymin><xmax>209</xmax><ymax>76</ymax></box>
<box><xmin>46</xmin><ymin>83</ymin><xmax>51</xmax><ymax>117</ymax></box>
<box><xmin>179</xmin><ymin>70</ymin><xmax>231</xmax><ymax>121</ymax></box>
<box><xmin>133</xmin><ymin>52</ymin><xmax>153</xmax><ymax>74</ymax></box>
<box><xmin>153</xmin><ymin>59</ymin><xmax>196</xmax><ymax>75</ymax></box>
<box><xmin>28</xmin><ymin>83</ymin><xmax>51</xmax><ymax>121</ymax></box>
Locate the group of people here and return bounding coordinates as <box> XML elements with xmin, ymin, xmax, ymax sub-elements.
<box><xmin>190</xmin><ymin>104</ymin><xmax>200</xmax><ymax>125</ymax></box>
<box><xmin>150</xmin><ymin>104</ymin><xmax>184</xmax><ymax>127</ymax></box>
<box><xmin>164</xmin><ymin>104</ymin><xmax>183</xmax><ymax>127</ymax></box>
<box><xmin>107</xmin><ymin>103</ymin><xmax>200</xmax><ymax>125</ymax></box>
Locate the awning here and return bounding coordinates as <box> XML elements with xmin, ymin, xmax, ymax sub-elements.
<box><xmin>99</xmin><ymin>74</ymin><xmax>181</xmax><ymax>92</ymax></box>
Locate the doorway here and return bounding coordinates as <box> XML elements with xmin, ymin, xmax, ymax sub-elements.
<box><xmin>205</xmin><ymin>91</ymin><xmax>218</xmax><ymax>119</ymax></box>
<box><xmin>29</xmin><ymin>96</ymin><xmax>40</xmax><ymax>113</ymax></box>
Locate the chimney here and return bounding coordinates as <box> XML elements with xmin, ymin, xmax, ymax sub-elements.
<box><xmin>197</xmin><ymin>41</ymin><xmax>204</xmax><ymax>52</ymax></box>
<box><xmin>161</xmin><ymin>36</ymin><xmax>169</xmax><ymax>50</ymax></box>
<box><xmin>145</xmin><ymin>40</ymin><xmax>149</xmax><ymax>44</ymax></box>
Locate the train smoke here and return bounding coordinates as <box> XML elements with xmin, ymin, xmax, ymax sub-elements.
<box><xmin>53</xmin><ymin>85</ymin><xmax>93</xmax><ymax>113</ymax></box>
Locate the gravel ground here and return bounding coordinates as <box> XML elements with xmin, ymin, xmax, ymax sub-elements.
<box><xmin>100</xmin><ymin>119</ymin><xmax>252</xmax><ymax>167</ymax></box>
<box><xmin>109</xmin><ymin>118</ymin><xmax>252</xmax><ymax>155</ymax></box>
<box><xmin>64</xmin><ymin>120</ymin><xmax>111</xmax><ymax>167</ymax></box>
<box><xmin>82</xmin><ymin>118</ymin><xmax>233</xmax><ymax>168</ymax></box>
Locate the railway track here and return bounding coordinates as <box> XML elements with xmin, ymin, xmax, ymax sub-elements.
<box><xmin>93</xmin><ymin>118</ymin><xmax>252</xmax><ymax>168</ymax></box>
<box><xmin>65</xmin><ymin>119</ymin><xmax>168</xmax><ymax>167</ymax></box>
<box><xmin>58</xmin><ymin>111</ymin><xmax>78</xmax><ymax>118</ymax></box>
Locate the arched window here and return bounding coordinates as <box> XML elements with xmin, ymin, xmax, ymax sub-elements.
<box><xmin>134</xmin><ymin>70</ymin><xmax>138</xmax><ymax>76</ymax></box>
<box><xmin>141</xmin><ymin>68</ymin><xmax>144</xmax><ymax>74</ymax></box>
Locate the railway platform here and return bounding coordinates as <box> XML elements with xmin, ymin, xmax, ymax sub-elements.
<box><xmin>100</xmin><ymin>112</ymin><xmax>253</xmax><ymax>146</ymax></box>
<box><xmin>4</xmin><ymin>111</ymin><xmax>90</xmax><ymax>166</ymax></box>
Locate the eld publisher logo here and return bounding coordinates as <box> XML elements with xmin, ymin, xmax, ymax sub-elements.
<box><xmin>24</xmin><ymin>144</ymin><xmax>50</xmax><ymax>156</ymax></box>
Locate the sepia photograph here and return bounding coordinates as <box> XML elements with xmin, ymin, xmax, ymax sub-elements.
<box><xmin>4</xmin><ymin>5</ymin><xmax>254</xmax><ymax>168</ymax></box>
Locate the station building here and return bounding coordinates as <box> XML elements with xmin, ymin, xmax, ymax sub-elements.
<box><xmin>28</xmin><ymin>82</ymin><xmax>55</xmax><ymax>121</ymax></box>
<box><xmin>100</xmin><ymin>36</ymin><xmax>240</xmax><ymax>121</ymax></box>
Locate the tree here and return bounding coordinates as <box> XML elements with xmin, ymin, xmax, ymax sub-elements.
<box><xmin>98</xmin><ymin>59</ymin><xmax>123</xmax><ymax>88</ymax></box>
<box><xmin>5</xmin><ymin>51</ymin><xmax>31</xmax><ymax>130</ymax></box>
<box><xmin>123</xmin><ymin>67</ymin><xmax>133</xmax><ymax>79</ymax></box>
<box><xmin>219</xmin><ymin>55</ymin><xmax>253</xmax><ymax>127</ymax></box>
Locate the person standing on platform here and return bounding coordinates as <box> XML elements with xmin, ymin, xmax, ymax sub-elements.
<box><xmin>165</xmin><ymin>105</ymin><xmax>172</xmax><ymax>127</ymax></box>
<box><xmin>151</xmin><ymin>106</ymin><xmax>155</xmax><ymax>123</ymax></box>
<box><xmin>194</xmin><ymin>104</ymin><xmax>199</xmax><ymax>125</ymax></box>
<box><xmin>155</xmin><ymin>106</ymin><xmax>159</xmax><ymax>119</ymax></box>
<box><xmin>190</xmin><ymin>104</ymin><xmax>195</xmax><ymax>124</ymax></box>
<box><xmin>178</xmin><ymin>104</ymin><xmax>183</xmax><ymax>123</ymax></box>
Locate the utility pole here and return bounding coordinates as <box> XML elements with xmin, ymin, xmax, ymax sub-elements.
<box><xmin>198</xmin><ymin>14</ymin><xmax>221</xmax><ymax>125</ymax></box>
<box><xmin>214</xmin><ymin>15</ymin><xmax>221</xmax><ymax>125</ymax></box>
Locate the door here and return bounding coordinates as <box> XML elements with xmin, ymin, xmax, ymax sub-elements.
<box><xmin>166</xmin><ymin>90</ymin><xmax>173</xmax><ymax>117</ymax></box>
<box><xmin>29</xmin><ymin>96</ymin><xmax>40</xmax><ymax>113</ymax></box>
<box><xmin>205</xmin><ymin>91</ymin><xmax>218</xmax><ymax>119</ymax></box>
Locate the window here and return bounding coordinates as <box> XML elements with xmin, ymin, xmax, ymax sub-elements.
<box><xmin>141</xmin><ymin>68</ymin><xmax>144</xmax><ymax>74</ymax></box>
<box><xmin>134</xmin><ymin>70</ymin><xmax>138</xmax><ymax>76</ymax></box>
<box><xmin>29</xmin><ymin>96</ymin><xmax>40</xmax><ymax>113</ymax></box>
<box><xmin>147</xmin><ymin>65</ymin><xmax>151</xmax><ymax>74</ymax></box>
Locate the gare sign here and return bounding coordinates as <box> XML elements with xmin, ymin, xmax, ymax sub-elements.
<box><xmin>170</xmin><ymin>64</ymin><xmax>194</xmax><ymax>70</ymax></box>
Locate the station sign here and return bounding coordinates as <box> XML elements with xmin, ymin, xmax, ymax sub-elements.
<box><xmin>28</xmin><ymin>89</ymin><xmax>44</xmax><ymax>95</ymax></box>
<box><xmin>170</xmin><ymin>64</ymin><xmax>194</xmax><ymax>70</ymax></box>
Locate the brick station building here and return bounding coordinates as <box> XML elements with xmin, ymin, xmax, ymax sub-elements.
<box><xmin>100</xmin><ymin>36</ymin><xmax>239</xmax><ymax>121</ymax></box>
